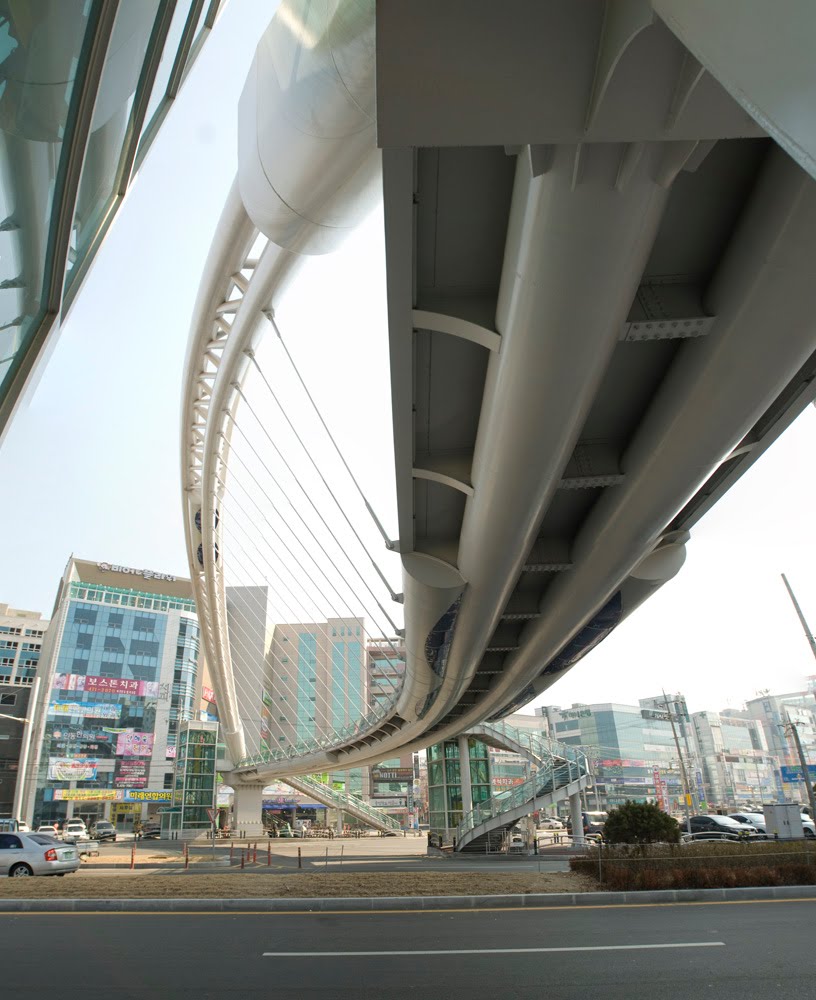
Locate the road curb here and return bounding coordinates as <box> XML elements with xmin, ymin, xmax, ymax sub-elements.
<box><xmin>2</xmin><ymin>885</ymin><xmax>816</xmax><ymax>912</ymax></box>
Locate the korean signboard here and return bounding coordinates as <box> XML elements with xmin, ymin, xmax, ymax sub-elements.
<box><xmin>202</xmin><ymin>685</ymin><xmax>216</xmax><ymax>704</ymax></box>
<box><xmin>116</xmin><ymin>732</ymin><xmax>154</xmax><ymax>757</ymax></box>
<box><xmin>47</xmin><ymin>757</ymin><xmax>98</xmax><ymax>781</ymax></box>
<box><xmin>115</xmin><ymin>760</ymin><xmax>148</xmax><ymax>787</ymax></box>
<box><xmin>53</xmin><ymin>674</ymin><xmax>158</xmax><ymax>698</ymax></box>
<box><xmin>50</xmin><ymin>702</ymin><xmax>122</xmax><ymax>719</ymax></box>
<box><xmin>48</xmin><ymin>788</ymin><xmax>172</xmax><ymax>802</ymax></box>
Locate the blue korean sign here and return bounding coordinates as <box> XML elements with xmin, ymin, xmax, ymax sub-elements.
<box><xmin>780</xmin><ymin>765</ymin><xmax>816</xmax><ymax>783</ymax></box>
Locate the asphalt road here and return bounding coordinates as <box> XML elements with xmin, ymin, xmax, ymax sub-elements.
<box><xmin>1</xmin><ymin>899</ymin><xmax>814</xmax><ymax>998</ymax></box>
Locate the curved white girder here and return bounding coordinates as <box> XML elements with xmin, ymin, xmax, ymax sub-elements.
<box><xmin>186</xmin><ymin>2</ymin><xmax>816</xmax><ymax>784</ymax></box>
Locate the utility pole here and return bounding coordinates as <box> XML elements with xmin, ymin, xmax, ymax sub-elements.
<box><xmin>781</xmin><ymin>573</ymin><xmax>816</xmax><ymax>662</ymax></box>
<box><xmin>786</xmin><ymin>716</ymin><xmax>816</xmax><ymax>820</ymax></box>
<box><xmin>662</xmin><ymin>690</ymin><xmax>693</xmax><ymax>835</ymax></box>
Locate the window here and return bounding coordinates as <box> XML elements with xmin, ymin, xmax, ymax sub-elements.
<box><xmin>0</xmin><ymin>693</ymin><xmax>17</xmax><ymax>706</ymax></box>
<box><xmin>0</xmin><ymin>835</ymin><xmax>22</xmax><ymax>850</ymax></box>
<box><xmin>279</xmin><ymin>716</ymin><xmax>287</xmax><ymax>723</ymax></box>
<box><xmin>279</xmin><ymin>696</ymin><xmax>287</xmax><ymax>702</ymax></box>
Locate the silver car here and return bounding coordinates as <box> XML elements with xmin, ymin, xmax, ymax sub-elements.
<box><xmin>0</xmin><ymin>832</ymin><xmax>81</xmax><ymax>877</ymax></box>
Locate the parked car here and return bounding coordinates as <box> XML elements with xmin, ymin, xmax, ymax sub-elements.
<box><xmin>0</xmin><ymin>832</ymin><xmax>81</xmax><ymax>877</ymax></box>
<box><xmin>90</xmin><ymin>821</ymin><xmax>116</xmax><ymax>842</ymax></box>
<box><xmin>140</xmin><ymin>823</ymin><xmax>161</xmax><ymax>840</ymax></box>
<box><xmin>731</xmin><ymin>811</ymin><xmax>816</xmax><ymax>839</ymax></box>
<box><xmin>61</xmin><ymin>821</ymin><xmax>90</xmax><ymax>844</ymax></box>
<box><xmin>565</xmin><ymin>811</ymin><xmax>608</xmax><ymax>840</ymax></box>
<box><xmin>36</xmin><ymin>824</ymin><xmax>61</xmax><ymax>840</ymax></box>
<box><xmin>538</xmin><ymin>817</ymin><xmax>564</xmax><ymax>830</ymax></box>
<box><xmin>683</xmin><ymin>815</ymin><xmax>759</xmax><ymax>841</ymax></box>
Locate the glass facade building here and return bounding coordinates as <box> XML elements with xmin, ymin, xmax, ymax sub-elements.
<box><xmin>165</xmin><ymin>719</ymin><xmax>218</xmax><ymax>836</ymax></box>
<box><xmin>0</xmin><ymin>0</ymin><xmax>225</xmax><ymax>440</ymax></box>
<box><xmin>427</xmin><ymin>737</ymin><xmax>492</xmax><ymax>835</ymax></box>
<box><xmin>24</xmin><ymin>558</ymin><xmax>203</xmax><ymax>830</ymax></box>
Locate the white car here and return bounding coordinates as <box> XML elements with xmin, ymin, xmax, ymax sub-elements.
<box><xmin>0</xmin><ymin>832</ymin><xmax>80</xmax><ymax>877</ymax></box>
<box><xmin>36</xmin><ymin>824</ymin><xmax>61</xmax><ymax>840</ymax></box>
<box><xmin>61</xmin><ymin>821</ymin><xmax>90</xmax><ymax>844</ymax></box>
<box><xmin>538</xmin><ymin>817</ymin><xmax>564</xmax><ymax>830</ymax></box>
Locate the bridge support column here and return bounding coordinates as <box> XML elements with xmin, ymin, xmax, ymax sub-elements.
<box><xmin>569</xmin><ymin>790</ymin><xmax>584</xmax><ymax>848</ymax></box>
<box><xmin>232</xmin><ymin>782</ymin><xmax>265</xmax><ymax>839</ymax></box>
<box><xmin>458</xmin><ymin>736</ymin><xmax>473</xmax><ymax>816</ymax></box>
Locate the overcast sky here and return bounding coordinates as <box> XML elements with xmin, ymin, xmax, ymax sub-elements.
<box><xmin>0</xmin><ymin>0</ymin><xmax>814</xmax><ymax>719</ymax></box>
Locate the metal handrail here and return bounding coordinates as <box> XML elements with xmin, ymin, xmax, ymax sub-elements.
<box><xmin>456</xmin><ymin>738</ymin><xmax>587</xmax><ymax>841</ymax></box>
<box><xmin>234</xmin><ymin>698</ymin><xmax>400</xmax><ymax>771</ymax></box>
<box><xmin>293</xmin><ymin>774</ymin><xmax>402</xmax><ymax>831</ymax></box>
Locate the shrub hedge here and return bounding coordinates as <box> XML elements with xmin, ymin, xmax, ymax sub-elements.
<box><xmin>570</xmin><ymin>840</ymin><xmax>816</xmax><ymax>891</ymax></box>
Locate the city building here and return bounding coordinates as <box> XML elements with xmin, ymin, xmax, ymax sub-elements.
<box><xmin>22</xmin><ymin>558</ymin><xmax>204</xmax><ymax>831</ymax></box>
<box><xmin>746</xmin><ymin>689</ymin><xmax>816</xmax><ymax>804</ymax></box>
<box><xmin>0</xmin><ymin>1</ymin><xmax>224</xmax><ymax>441</ymax></box>
<box><xmin>0</xmin><ymin>681</ymin><xmax>34</xmax><ymax>820</ymax></box>
<box><xmin>535</xmin><ymin>696</ymin><xmax>695</xmax><ymax>813</ymax></box>
<box><xmin>690</xmin><ymin>710</ymin><xmax>775</xmax><ymax>810</ymax></box>
<box><xmin>0</xmin><ymin>604</ymin><xmax>49</xmax><ymax>685</ymax></box>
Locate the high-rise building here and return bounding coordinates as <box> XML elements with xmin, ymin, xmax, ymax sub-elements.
<box><xmin>0</xmin><ymin>604</ymin><xmax>50</xmax><ymax>685</ymax></box>
<box><xmin>261</xmin><ymin>616</ymin><xmax>369</xmax><ymax>751</ymax></box>
<box><xmin>23</xmin><ymin>558</ymin><xmax>204</xmax><ymax>830</ymax></box>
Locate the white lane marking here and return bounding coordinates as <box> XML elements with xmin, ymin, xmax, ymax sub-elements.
<box><xmin>263</xmin><ymin>942</ymin><xmax>725</xmax><ymax>957</ymax></box>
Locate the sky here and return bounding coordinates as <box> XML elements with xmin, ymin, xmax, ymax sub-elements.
<box><xmin>0</xmin><ymin>1</ymin><xmax>815</xmax><ymax>720</ymax></box>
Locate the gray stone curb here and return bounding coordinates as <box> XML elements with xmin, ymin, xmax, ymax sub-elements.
<box><xmin>2</xmin><ymin>885</ymin><xmax>816</xmax><ymax>912</ymax></box>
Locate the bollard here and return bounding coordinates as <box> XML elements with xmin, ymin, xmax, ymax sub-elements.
<box><xmin>253</xmin><ymin>846</ymin><xmax>258</xmax><ymax>864</ymax></box>
<box><xmin>325</xmin><ymin>846</ymin><xmax>329</xmax><ymax>871</ymax></box>
<box><xmin>298</xmin><ymin>846</ymin><xmax>302</xmax><ymax>869</ymax></box>
<box><xmin>130</xmin><ymin>842</ymin><xmax>135</xmax><ymax>871</ymax></box>
<box><xmin>184</xmin><ymin>843</ymin><xmax>189</xmax><ymax>870</ymax></box>
<box><xmin>240</xmin><ymin>850</ymin><xmax>245</xmax><ymax>870</ymax></box>
<box><xmin>267</xmin><ymin>845</ymin><xmax>271</xmax><ymax>866</ymax></box>
<box><xmin>340</xmin><ymin>845</ymin><xmax>344</xmax><ymax>869</ymax></box>
<box><xmin>230</xmin><ymin>843</ymin><xmax>234</xmax><ymax>865</ymax></box>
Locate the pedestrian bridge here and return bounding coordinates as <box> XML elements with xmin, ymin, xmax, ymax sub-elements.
<box><xmin>181</xmin><ymin>1</ymin><xmax>816</xmax><ymax>827</ymax></box>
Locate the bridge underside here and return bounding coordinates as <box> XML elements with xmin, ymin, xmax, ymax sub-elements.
<box><xmin>375</xmin><ymin>0</ymin><xmax>816</xmax><ymax>754</ymax></box>
<box><xmin>190</xmin><ymin>1</ymin><xmax>816</xmax><ymax>780</ymax></box>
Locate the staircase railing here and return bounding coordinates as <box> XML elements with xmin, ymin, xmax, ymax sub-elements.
<box><xmin>288</xmin><ymin>774</ymin><xmax>402</xmax><ymax>833</ymax></box>
<box><xmin>456</xmin><ymin>741</ymin><xmax>587</xmax><ymax>842</ymax></box>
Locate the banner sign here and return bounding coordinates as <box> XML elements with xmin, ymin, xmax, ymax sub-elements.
<box><xmin>48</xmin><ymin>788</ymin><xmax>172</xmax><ymax>802</ymax></box>
<box><xmin>780</xmin><ymin>764</ymin><xmax>816</xmax><ymax>782</ymax></box>
<box><xmin>165</xmin><ymin>745</ymin><xmax>177</xmax><ymax>758</ymax></box>
<box><xmin>370</xmin><ymin>797</ymin><xmax>407</xmax><ymax>807</ymax></box>
<box><xmin>371</xmin><ymin>768</ymin><xmax>413</xmax><ymax>782</ymax></box>
<box><xmin>653</xmin><ymin>767</ymin><xmax>667</xmax><ymax>811</ymax></box>
<box><xmin>53</xmin><ymin>674</ymin><xmax>158</xmax><ymax>698</ymax></box>
<box><xmin>50</xmin><ymin>702</ymin><xmax>122</xmax><ymax>719</ymax></box>
<box><xmin>202</xmin><ymin>685</ymin><xmax>216</xmax><ymax>704</ymax></box>
<box><xmin>47</xmin><ymin>757</ymin><xmax>98</xmax><ymax>781</ymax></box>
<box><xmin>492</xmin><ymin>776</ymin><xmax>526</xmax><ymax>787</ymax></box>
<box><xmin>115</xmin><ymin>760</ymin><xmax>148</xmax><ymax>787</ymax></box>
<box><xmin>116</xmin><ymin>732</ymin><xmax>154</xmax><ymax>757</ymax></box>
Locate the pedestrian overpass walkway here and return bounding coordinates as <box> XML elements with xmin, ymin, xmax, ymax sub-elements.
<box><xmin>181</xmin><ymin>1</ymin><xmax>816</xmax><ymax>832</ymax></box>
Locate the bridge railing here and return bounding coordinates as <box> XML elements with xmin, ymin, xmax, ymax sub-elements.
<box><xmin>234</xmin><ymin>697</ymin><xmax>401</xmax><ymax>772</ymax></box>
<box><xmin>456</xmin><ymin>742</ymin><xmax>587</xmax><ymax>841</ymax></box>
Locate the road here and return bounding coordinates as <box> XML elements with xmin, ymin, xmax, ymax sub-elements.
<box><xmin>1</xmin><ymin>898</ymin><xmax>813</xmax><ymax>998</ymax></box>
